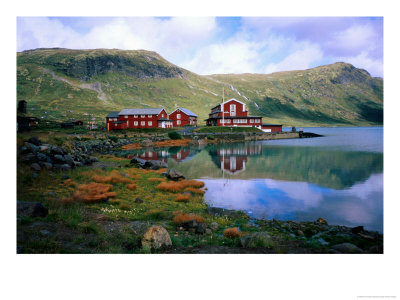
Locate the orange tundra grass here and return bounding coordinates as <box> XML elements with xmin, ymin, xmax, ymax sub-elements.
<box><xmin>174</xmin><ymin>194</ymin><xmax>191</xmax><ymax>202</ymax></box>
<box><xmin>184</xmin><ymin>187</ymin><xmax>205</xmax><ymax>195</ymax></box>
<box><xmin>172</xmin><ymin>213</ymin><xmax>205</xmax><ymax>224</ymax></box>
<box><xmin>126</xmin><ymin>184</ymin><xmax>137</xmax><ymax>190</ymax></box>
<box><xmin>92</xmin><ymin>170</ymin><xmax>135</xmax><ymax>184</ymax></box>
<box><xmin>67</xmin><ymin>182</ymin><xmax>117</xmax><ymax>203</ymax></box>
<box><xmin>147</xmin><ymin>177</ymin><xmax>165</xmax><ymax>182</ymax></box>
<box><xmin>223</xmin><ymin>227</ymin><xmax>242</xmax><ymax>238</ymax></box>
<box><xmin>156</xmin><ymin>179</ymin><xmax>205</xmax><ymax>192</ymax></box>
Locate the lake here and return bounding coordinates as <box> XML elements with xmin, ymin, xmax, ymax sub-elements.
<box><xmin>121</xmin><ymin>127</ymin><xmax>383</xmax><ymax>232</ymax></box>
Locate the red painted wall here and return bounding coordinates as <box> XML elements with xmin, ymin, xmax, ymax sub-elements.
<box><xmin>216</xmin><ymin>117</ymin><xmax>262</xmax><ymax>126</ymax></box>
<box><xmin>169</xmin><ymin>109</ymin><xmax>197</xmax><ymax>127</ymax></box>
<box><xmin>261</xmin><ymin>125</ymin><xmax>282</xmax><ymax>132</ymax></box>
<box><xmin>116</xmin><ymin>109</ymin><xmax>171</xmax><ymax>129</ymax></box>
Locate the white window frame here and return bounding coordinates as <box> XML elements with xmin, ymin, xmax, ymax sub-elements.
<box><xmin>177</xmin><ymin>114</ymin><xmax>181</xmax><ymax>119</ymax></box>
<box><xmin>148</xmin><ymin>121</ymin><xmax>152</xmax><ymax>126</ymax></box>
<box><xmin>134</xmin><ymin>121</ymin><xmax>138</xmax><ymax>126</ymax></box>
<box><xmin>177</xmin><ymin>120</ymin><xmax>181</xmax><ymax>125</ymax></box>
<box><xmin>141</xmin><ymin>115</ymin><xmax>146</xmax><ymax>118</ymax></box>
<box><xmin>250</xmin><ymin>119</ymin><xmax>254</xmax><ymax>123</ymax></box>
<box><xmin>134</xmin><ymin>115</ymin><xmax>138</xmax><ymax>118</ymax></box>
<box><xmin>148</xmin><ymin>115</ymin><xmax>152</xmax><ymax>117</ymax></box>
<box><xmin>141</xmin><ymin>121</ymin><xmax>145</xmax><ymax>126</ymax></box>
<box><xmin>124</xmin><ymin>115</ymin><xmax>128</xmax><ymax>119</ymax></box>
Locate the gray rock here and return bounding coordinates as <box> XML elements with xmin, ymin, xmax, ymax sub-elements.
<box><xmin>53</xmin><ymin>154</ymin><xmax>66</xmax><ymax>163</ymax></box>
<box><xmin>36</xmin><ymin>152</ymin><xmax>49</xmax><ymax>162</ymax></box>
<box><xmin>24</xmin><ymin>142</ymin><xmax>39</xmax><ymax>153</ymax></box>
<box><xmin>30</xmin><ymin>163</ymin><xmax>41</xmax><ymax>172</ymax></box>
<box><xmin>39</xmin><ymin>145</ymin><xmax>50</xmax><ymax>152</ymax></box>
<box><xmin>317</xmin><ymin>238</ymin><xmax>329</xmax><ymax>246</ymax></box>
<box><xmin>64</xmin><ymin>154</ymin><xmax>75</xmax><ymax>167</ymax></box>
<box><xmin>240</xmin><ymin>232</ymin><xmax>273</xmax><ymax>248</ymax></box>
<box><xmin>21</xmin><ymin>153</ymin><xmax>36</xmax><ymax>164</ymax></box>
<box><xmin>74</xmin><ymin>161</ymin><xmax>83</xmax><ymax>167</ymax></box>
<box><xmin>28</xmin><ymin>137</ymin><xmax>42</xmax><ymax>146</ymax></box>
<box><xmin>142</xmin><ymin>225</ymin><xmax>172</xmax><ymax>250</ymax></box>
<box><xmin>297</xmin><ymin>230</ymin><xmax>305</xmax><ymax>236</ymax></box>
<box><xmin>130</xmin><ymin>156</ymin><xmax>147</xmax><ymax>167</ymax></box>
<box><xmin>205</xmin><ymin>228</ymin><xmax>212</xmax><ymax>235</ymax></box>
<box><xmin>39</xmin><ymin>162</ymin><xmax>53</xmax><ymax>170</ymax></box>
<box><xmin>17</xmin><ymin>201</ymin><xmax>48</xmax><ymax>218</ymax></box>
<box><xmin>209</xmin><ymin>222</ymin><xmax>219</xmax><ymax>231</ymax></box>
<box><xmin>331</xmin><ymin>243</ymin><xmax>364</xmax><ymax>254</ymax></box>
<box><xmin>141</xmin><ymin>139</ymin><xmax>154</xmax><ymax>147</ymax></box>
<box><xmin>51</xmin><ymin>147</ymin><xmax>65</xmax><ymax>155</ymax></box>
<box><xmin>167</xmin><ymin>168</ymin><xmax>185</xmax><ymax>180</ymax></box>
<box><xmin>195</xmin><ymin>223</ymin><xmax>207</xmax><ymax>235</ymax></box>
<box><xmin>60</xmin><ymin>164</ymin><xmax>71</xmax><ymax>172</ymax></box>
<box><xmin>146</xmin><ymin>160</ymin><xmax>167</xmax><ymax>170</ymax></box>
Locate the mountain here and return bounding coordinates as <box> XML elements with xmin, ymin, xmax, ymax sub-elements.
<box><xmin>17</xmin><ymin>48</ymin><xmax>383</xmax><ymax>126</ymax></box>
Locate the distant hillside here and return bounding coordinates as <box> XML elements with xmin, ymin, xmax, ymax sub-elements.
<box><xmin>17</xmin><ymin>48</ymin><xmax>383</xmax><ymax>126</ymax></box>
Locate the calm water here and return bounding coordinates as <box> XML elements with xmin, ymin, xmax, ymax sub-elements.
<box><xmin>120</xmin><ymin>127</ymin><xmax>383</xmax><ymax>232</ymax></box>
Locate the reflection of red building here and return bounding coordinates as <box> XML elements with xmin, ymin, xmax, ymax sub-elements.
<box><xmin>217</xmin><ymin>144</ymin><xmax>262</xmax><ymax>175</ymax></box>
<box><xmin>169</xmin><ymin>108</ymin><xmax>198</xmax><ymax>127</ymax></box>
<box><xmin>128</xmin><ymin>150</ymin><xmax>169</xmax><ymax>163</ymax></box>
<box><xmin>171</xmin><ymin>149</ymin><xmax>191</xmax><ymax>162</ymax></box>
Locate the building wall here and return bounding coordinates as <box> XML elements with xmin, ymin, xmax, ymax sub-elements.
<box><xmin>117</xmin><ymin>109</ymin><xmax>168</xmax><ymax>129</ymax></box>
<box><xmin>169</xmin><ymin>109</ymin><xmax>197</xmax><ymax>126</ymax></box>
<box><xmin>216</xmin><ymin>117</ymin><xmax>262</xmax><ymax>127</ymax></box>
<box><xmin>261</xmin><ymin>125</ymin><xmax>282</xmax><ymax>133</ymax></box>
<box><xmin>219</xmin><ymin>99</ymin><xmax>248</xmax><ymax>117</ymax></box>
<box><xmin>106</xmin><ymin>118</ymin><xmax>127</xmax><ymax>131</ymax></box>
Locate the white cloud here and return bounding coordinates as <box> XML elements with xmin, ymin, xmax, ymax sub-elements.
<box><xmin>264</xmin><ymin>42</ymin><xmax>323</xmax><ymax>74</ymax></box>
<box><xmin>334</xmin><ymin>51</ymin><xmax>383</xmax><ymax>77</ymax></box>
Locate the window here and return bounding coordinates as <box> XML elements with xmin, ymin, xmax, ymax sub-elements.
<box><xmin>255</xmin><ymin>119</ymin><xmax>260</xmax><ymax>123</ymax></box>
<box><xmin>124</xmin><ymin>115</ymin><xmax>128</xmax><ymax>118</ymax></box>
<box><xmin>148</xmin><ymin>115</ymin><xmax>152</xmax><ymax>117</ymax></box>
<box><xmin>177</xmin><ymin>114</ymin><xmax>181</xmax><ymax>119</ymax></box>
<box><xmin>141</xmin><ymin>115</ymin><xmax>145</xmax><ymax>118</ymax></box>
<box><xmin>134</xmin><ymin>115</ymin><xmax>138</xmax><ymax>118</ymax></box>
<box><xmin>134</xmin><ymin>121</ymin><xmax>138</xmax><ymax>126</ymax></box>
<box><xmin>141</xmin><ymin>121</ymin><xmax>145</xmax><ymax>126</ymax></box>
<box><xmin>177</xmin><ymin>120</ymin><xmax>181</xmax><ymax>125</ymax></box>
<box><xmin>148</xmin><ymin>121</ymin><xmax>152</xmax><ymax>126</ymax></box>
<box><xmin>250</xmin><ymin>119</ymin><xmax>254</xmax><ymax>123</ymax></box>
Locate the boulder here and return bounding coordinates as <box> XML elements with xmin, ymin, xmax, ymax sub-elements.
<box><xmin>141</xmin><ymin>139</ymin><xmax>154</xmax><ymax>147</ymax></box>
<box><xmin>240</xmin><ymin>232</ymin><xmax>273</xmax><ymax>248</ymax></box>
<box><xmin>166</xmin><ymin>168</ymin><xmax>185</xmax><ymax>180</ymax></box>
<box><xmin>36</xmin><ymin>152</ymin><xmax>50</xmax><ymax>162</ymax></box>
<box><xmin>51</xmin><ymin>147</ymin><xmax>65</xmax><ymax>155</ymax></box>
<box><xmin>17</xmin><ymin>201</ymin><xmax>48</xmax><ymax>218</ymax></box>
<box><xmin>64</xmin><ymin>154</ymin><xmax>75</xmax><ymax>167</ymax></box>
<box><xmin>53</xmin><ymin>154</ymin><xmax>66</xmax><ymax>164</ymax></box>
<box><xmin>209</xmin><ymin>222</ymin><xmax>219</xmax><ymax>231</ymax></box>
<box><xmin>39</xmin><ymin>145</ymin><xmax>50</xmax><ymax>152</ymax></box>
<box><xmin>60</xmin><ymin>164</ymin><xmax>71</xmax><ymax>172</ymax></box>
<box><xmin>316</xmin><ymin>217</ymin><xmax>328</xmax><ymax>225</ymax></box>
<box><xmin>195</xmin><ymin>223</ymin><xmax>207</xmax><ymax>235</ymax></box>
<box><xmin>130</xmin><ymin>157</ymin><xmax>147</xmax><ymax>167</ymax></box>
<box><xmin>30</xmin><ymin>163</ymin><xmax>41</xmax><ymax>172</ymax></box>
<box><xmin>146</xmin><ymin>160</ymin><xmax>168</xmax><ymax>170</ymax></box>
<box><xmin>39</xmin><ymin>162</ymin><xmax>53</xmax><ymax>170</ymax></box>
<box><xmin>24</xmin><ymin>142</ymin><xmax>39</xmax><ymax>153</ymax></box>
<box><xmin>142</xmin><ymin>225</ymin><xmax>172</xmax><ymax>250</ymax></box>
<box><xmin>330</xmin><ymin>243</ymin><xmax>364</xmax><ymax>254</ymax></box>
<box><xmin>28</xmin><ymin>137</ymin><xmax>42</xmax><ymax>146</ymax></box>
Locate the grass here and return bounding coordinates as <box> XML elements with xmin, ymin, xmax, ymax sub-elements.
<box><xmin>195</xmin><ymin>126</ymin><xmax>263</xmax><ymax>133</ymax></box>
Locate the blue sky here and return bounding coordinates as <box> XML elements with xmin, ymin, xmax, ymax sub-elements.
<box><xmin>17</xmin><ymin>17</ymin><xmax>383</xmax><ymax>77</ymax></box>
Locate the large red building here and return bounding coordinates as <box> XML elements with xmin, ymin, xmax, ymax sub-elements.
<box><xmin>169</xmin><ymin>108</ymin><xmax>198</xmax><ymax>127</ymax></box>
<box><xmin>106</xmin><ymin>108</ymin><xmax>173</xmax><ymax>131</ymax></box>
<box><xmin>206</xmin><ymin>98</ymin><xmax>262</xmax><ymax>128</ymax></box>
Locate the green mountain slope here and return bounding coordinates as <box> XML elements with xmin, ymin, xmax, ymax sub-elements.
<box><xmin>17</xmin><ymin>48</ymin><xmax>383</xmax><ymax>126</ymax></box>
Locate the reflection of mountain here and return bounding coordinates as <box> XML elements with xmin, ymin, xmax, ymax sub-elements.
<box><xmin>169</xmin><ymin>142</ymin><xmax>383</xmax><ymax>190</ymax></box>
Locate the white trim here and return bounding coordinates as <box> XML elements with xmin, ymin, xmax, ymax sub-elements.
<box><xmin>220</xmin><ymin>98</ymin><xmax>247</xmax><ymax>109</ymax></box>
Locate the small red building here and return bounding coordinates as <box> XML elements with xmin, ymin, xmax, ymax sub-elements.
<box><xmin>169</xmin><ymin>108</ymin><xmax>198</xmax><ymax>127</ymax></box>
<box><xmin>261</xmin><ymin>124</ymin><xmax>282</xmax><ymax>133</ymax></box>
<box><xmin>206</xmin><ymin>98</ymin><xmax>262</xmax><ymax>128</ymax></box>
<box><xmin>106</xmin><ymin>111</ymin><xmax>127</xmax><ymax>131</ymax></box>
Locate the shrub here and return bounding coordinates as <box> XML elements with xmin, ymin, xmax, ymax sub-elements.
<box><xmin>223</xmin><ymin>227</ymin><xmax>242</xmax><ymax>239</ymax></box>
<box><xmin>168</xmin><ymin>131</ymin><xmax>182</xmax><ymax>140</ymax></box>
<box><xmin>68</xmin><ymin>182</ymin><xmax>117</xmax><ymax>203</ymax></box>
<box><xmin>109</xmin><ymin>136</ymin><xmax>119</xmax><ymax>143</ymax></box>
<box><xmin>172</xmin><ymin>213</ymin><xmax>205</xmax><ymax>224</ymax></box>
<box><xmin>184</xmin><ymin>187</ymin><xmax>205</xmax><ymax>195</ymax></box>
<box><xmin>147</xmin><ymin>177</ymin><xmax>165</xmax><ymax>182</ymax></box>
<box><xmin>92</xmin><ymin>171</ymin><xmax>135</xmax><ymax>184</ymax></box>
<box><xmin>126</xmin><ymin>184</ymin><xmax>137</xmax><ymax>190</ymax></box>
<box><xmin>156</xmin><ymin>179</ymin><xmax>205</xmax><ymax>192</ymax></box>
<box><xmin>174</xmin><ymin>194</ymin><xmax>191</xmax><ymax>202</ymax></box>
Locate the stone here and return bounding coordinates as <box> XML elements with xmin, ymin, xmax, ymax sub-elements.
<box><xmin>51</xmin><ymin>147</ymin><xmax>65</xmax><ymax>155</ymax></box>
<box><xmin>240</xmin><ymin>232</ymin><xmax>273</xmax><ymax>248</ymax></box>
<box><xmin>24</xmin><ymin>142</ymin><xmax>39</xmax><ymax>153</ymax></box>
<box><xmin>39</xmin><ymin>145</ymin><xmax>50</xmax><ymax>152</ymax></box>
<box><xmin>141</xmin><ymin>139</ymin><xmax>154</xmax><ymax>147</ymax></box>
<box><xmin>209</xmin><ymin>222</ymin><xmax>219</xmax><ymax>231</ymax></box>
<box><xmin>53</xmin><ymin>154</ymin><xmax>66</xmax><ymax>163</ymax></box>
<box><xmin>316</xmin><ymin>217</ymin><xmax>328</xmax><ymax>225</ymax></box>
<box><xmin>167</xmin><ymin>168</ymin><xmax>185</xmax><ymax>180</ymax></box>
<box><xmin>36</xmin><ymin>152</ymin><xmax>49</xmax><ymax>162</ymax></box>
<box><xmin>21</xmin><ymin>153</ymin><xmax>36</xmax><ymax>164</ymax></box>
<box><xmin>195</xmin><ymin>223</ymin><xmax>207</xmax><ymax>234</ymax></box>
<box><xmin>60</xmin><ymin>164</ymin><xmax>71</xmax><ymax>172</ymax></box>
<box><xmin>135</xmin><ymin>198</ymin><xmax>144</xmax><ymax>203</ymax></box>
<box><xmin>142</xmin><ymin>225</ymin><xmax>172</xmax><ymax>250</ymax></box>
<box><xmin>39</xmin><ymin>162</ymin><xmax>53</xmax><ymax>170</ymax></box>
<box><xmin>205</xmin><ymin>228</ymin><xmax>212</xmax><ymax>235</ymax></box>
<box><xmin>297</xmin><ymin>230</ymin><xmax>305</xmax><ymax>236</ymax></box>
<box><xmin>30</xmin><ymin>163</ymin><xmax>41</xmax><ymax>172</ymax></box>
<box><xmin>28</xmin><ymin>137</ymin><xmax>42</xmax><ymax>146</ymax></box>
<box><xmin>130</xmin><ymin>156</ymin><xmax>147</xmax><ymax>167</ymax></box>
<box><xmin>330</xmin><ymin>243</ymin><xmax>364</xmax><ymax>254</ymax></box>
<box><xmin>146</xmin><ymin>160</ymin><xmax>168</xmax><ymax>170</ymax></box>
<box><xmin>64</xmin><ymin>154</ymin><xmax>75</xmax><ymax>167</ymax></box>
<box><xmin>74</xmin><ymin>161</ymin><xmax>83</xmax><ymax>167</ymax></box>
<box><xmin>182</xmin><ymin>219</ymin><xmax>198</xmax><ymax>229</ymax></box>
<box><xmin>351</xmin><ymin>226</ymin><xmax>364</xmax><ymax>234</ymax></box>
<box><xmin>317</xmin><ymin>238</ymin><xmax>329</xmax><ymax>246</ymax></box>
<box><xmin>17</xmin><ymin>201</ymin><xmax>48</xmax><ymax>218</ymax></box>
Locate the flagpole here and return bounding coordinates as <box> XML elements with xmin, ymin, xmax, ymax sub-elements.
<box><xmin>222</xmin><ymin>87</ymin><xmax>224</xmax><ymax>127</ymax></box>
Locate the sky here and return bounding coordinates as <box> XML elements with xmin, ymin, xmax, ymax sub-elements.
<box><xmin>17</xmin><ymin>16</ymin><xmax>383</xmax><ymax>77</ymax></box>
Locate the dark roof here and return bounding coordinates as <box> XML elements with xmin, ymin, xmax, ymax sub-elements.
<box><xmin>119</xmin><ymin>108</ymin><xmax>164</xmax><ymax>115</ymax></box>
<box><xmin>174</xmin><ymin>108</ymin><xmax>198</xmax><ymax>117</ymax></box>
<box><xmin>112</xmin><ymin>121</ymin><xmax>127</xmax><ymax>124</ymax></box>
<box><xmin>106</xmin><ymin>111</ymin><xmax>120</xmax><ymax>118</ymax></box>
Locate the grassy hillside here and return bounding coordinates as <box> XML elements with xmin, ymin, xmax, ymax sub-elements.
<box><xmin>17</xmin><ymin>48</ymin><xmax>383</xmax><ymax>126</ymax></box>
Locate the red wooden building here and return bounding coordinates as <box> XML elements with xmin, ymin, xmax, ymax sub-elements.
<box><xmin>206</xmin><ymin>98</ymin><xmax>262</xmax><ymax>128</ymax></box>
<box><xmin>169</xmin><ymin>108</ymin><xmax>198</xmax><ymax>127</ymax></box>
<box><xmin>261</xmin><ymin>124</ymin><xmax>282</xmax><ymax>133</ymax></box>
<box><xmin>106</xmin><ymin>108</ymin><xmax>173</xmax><ymax>131</ymax></box>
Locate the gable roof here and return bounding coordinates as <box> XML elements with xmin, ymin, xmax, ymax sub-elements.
<box><xmin>211</xmin><ymin>98</ymin><xmax>247</xmax><ymax>110</ymax></box>
<box><xmin>171</xmin><ymin>108</ymin><xmax>198</xmax><ymax>117</ymax></box>
<box><xmin>119</xmin><ymin>108</ymin><xmax>164</xmax><ymax>116</ymax></box>
<box><xmin>106</xmin><ymin>111</ymin><xmax>120</xmax><ymax>118</ymax></box>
